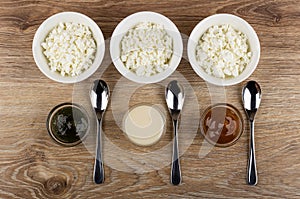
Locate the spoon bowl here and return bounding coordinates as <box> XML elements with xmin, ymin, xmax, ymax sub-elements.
<box><xmin>242</xmin><ymin>81</ymin><xmax>262</xmax><ymax>121</ymax></box>
<box><xmin>91</xmin><ymin>80</ymin><xmax>109</xmax><ymax>110</ymax></box>
<box><xmin>166</xmin><ymin>81</ymin><xmax>185</xmax><ymax>120</ymax></box>
<box><xmin>90</xmin><ymin>80</ymin><xmax>110</xmax><ymax>184</ymax></box>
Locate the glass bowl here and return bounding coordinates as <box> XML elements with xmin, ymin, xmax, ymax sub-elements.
<box><xmin>122</xmin><ymin>104</ymin><xmax>166</xmax><ymax>146</ymax></box>
<box><xmin>200</xmin><ymin>103</ymin><xmax>244</xmax><ymax>147</ymax></box>
<box><xmin>46</xmin><ymin>102</ymin><xmax>90</xmax><ymax>147</ymax></box>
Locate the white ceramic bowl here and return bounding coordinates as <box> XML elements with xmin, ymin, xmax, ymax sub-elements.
<box><xmin>32</xmin><ymin>12</ymin><xmax>105</xmax><ymax>83</ymax></box>
<box><xmin>110</xmin><ymin>11</ymin><xmax>183</xmax><ymax>84</ymax></box>
<box><xmin>188</xmin><ymin>14</ymin><xmax>260</xmax><ymax>86</ymax></box>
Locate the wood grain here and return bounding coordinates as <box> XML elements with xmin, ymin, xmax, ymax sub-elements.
<box><xmin>0</xmin><ymin>0</ymin><xmax>300</xmax><ymax>198</ymax></box>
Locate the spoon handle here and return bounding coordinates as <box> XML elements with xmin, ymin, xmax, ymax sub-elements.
<box><xmin>93</xmin><ymin>119</ymin><xmax>104</xmax><ymax>184</ymax></box>
<box><xmin>248</xmin><ymin>121</ymin><xmax>257</xmax><ymax>185</ymax></box>
<box><xmin>171</xmin><ymin>119</ymin><xmax>181</xmax><ymax>185</ymax></box>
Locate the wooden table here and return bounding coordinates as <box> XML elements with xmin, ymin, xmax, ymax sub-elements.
<box><xmin>0</xmin><ymin>0</ymin><xmax>299</xmax><ymax>198</ymax></box>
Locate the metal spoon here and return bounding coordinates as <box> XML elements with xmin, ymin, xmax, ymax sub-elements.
<box><xmin>242</xmin><ymin>80</ymin><xmax>262</xmax><ymax>186</ymax></box>
<box><xmin>90</xmin><ymin>80</ymin><xmax>110</xmax><ymax>184</ymax></box>
<box><xmin>165</xmin><ymin>80</ymin><xmax>185</xmax><ymax>185</ymax></box>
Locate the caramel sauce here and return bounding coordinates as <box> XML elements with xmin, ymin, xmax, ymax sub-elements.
<box><xmin>202</xmin><ymin>104</ymin><xmax>242</xmax><ymax>146</ymax></box>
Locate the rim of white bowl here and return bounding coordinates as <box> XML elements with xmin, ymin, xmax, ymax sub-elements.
<box><xmin>187</xmin><ymin>13</ymin><xmax>260</xmax><ymax>86</ymax></box>
<box><xmin>110</xmin><ymin>11</ymin><xmax>183</xmax><ymax>84</ymax></box>
<box><xmin>32</xmin><ymin>12</ymin><xmax>105</xmax><ymax>84</ymax></box>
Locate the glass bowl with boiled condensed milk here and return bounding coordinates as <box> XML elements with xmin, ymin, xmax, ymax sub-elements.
<box><xmin>200</xmin><ymin>103</ymin><xmax>244</xmax><ymax>147</ymax></box>
<box><xmin>122</xmin><ymin>104</ymin><xmax>166</xmax><ymax>146</ymax></box>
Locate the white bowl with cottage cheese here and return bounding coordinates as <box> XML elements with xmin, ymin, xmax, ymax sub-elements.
<box><xmin>110</xmin><ymin>11</ymin><xmax>183</xmax><ymax>84</ymax></box>
<box><xmin>188</xmin><ymin>14</ymin><xmax>260</xmax><ymax>86</ymax></box>
<box><xmin>32</xmin><ymin>12</ymin><xmax>105</xmax><ymax>83</ymax></box>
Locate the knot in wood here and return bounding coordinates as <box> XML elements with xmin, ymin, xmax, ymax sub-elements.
<box><xmin>273</xmin><ymin>14</ymin><xmax>281</xmax><ymax>23</ymax></box>
<box><xmin>44</xmin><ymin>176</ymin><xmax>67</xmax><ymax>196</ymax></box>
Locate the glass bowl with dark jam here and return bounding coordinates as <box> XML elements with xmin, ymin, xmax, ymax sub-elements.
<box><xmin>200</xmin><ymin>103</ymin><xmax>244</xmax><ymax>147</ymax></box>
<box><xmin>46</xmin><ymin>103</ymin><xmax>90</xmax><ymax>147</ymax></box>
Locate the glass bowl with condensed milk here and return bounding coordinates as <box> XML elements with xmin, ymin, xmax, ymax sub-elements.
<box><xmin>122</xmin><ymin>104</ymin><xmax>166</xmax><ymax>146</ymax></box>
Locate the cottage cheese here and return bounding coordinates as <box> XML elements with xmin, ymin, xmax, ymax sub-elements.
<box><xmin>41</xmin><ymin>22</ymin><xmax>96</xmax><ymax>76</ymax></box>
<box><xmin>120</xmin><ymin>22</ymin><xmax>173</xmax><ymax>77</ymax></box>
<box><xmin>196</xmin><ymin>24</ymin><xmax>251</xmax><ymax>78</ymax></box>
